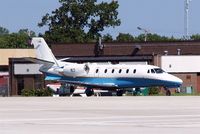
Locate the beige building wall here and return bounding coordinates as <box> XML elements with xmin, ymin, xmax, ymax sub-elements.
<box><xmin>0</xmin><ymin>49</ymin><xmax>36</xmax><ymax>65</ymax></box>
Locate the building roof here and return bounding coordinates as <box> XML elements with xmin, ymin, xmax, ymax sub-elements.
<box><xmin>0</xmin><ymin>49</ymin><xmax>36</xmax><ymax>65</ymax></box>
<box><xmin>62</xmin><ymin>55</ymin><xmax>153</xmax><ymax>63</ymax></box>
<box><xmin>51</xmin><ymin>40</ymin><xmax>200</xmax><ymax>57</ymax></box>
<box><xmin>3</xmin><ymin>40</ymin><xmax>200</xmax><ymax>65</ymax></box>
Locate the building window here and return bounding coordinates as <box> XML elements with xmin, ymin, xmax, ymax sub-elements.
<box><xmin>0</xmin><ymin>66</ymin><xmax>8</xmax><ymax>72</ymax></box>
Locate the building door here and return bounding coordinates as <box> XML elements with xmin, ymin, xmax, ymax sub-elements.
<box><xmin>197</xmin><ymin>73</ymin><xmax>200</xmax><ymax>93</ymax></box>
<box><xmin>17</xmin><ymin>77</ymin><xmax>24</xmax><ymax>95</ymax></box>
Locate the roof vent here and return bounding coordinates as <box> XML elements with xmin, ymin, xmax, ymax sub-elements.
<box><xmin>177</xmin><ymin>49</ymin><xmax>181</xmax><ymax>55</ymax></box>
<box><xmin>131</xmin><ymin>45</ymin><xmax>141</xmax><ymax>56</ymax></box>
<box><xmin>164</xmin><ymin>50</ymin><xmax>168</xmax><ymax>55</ymax></box>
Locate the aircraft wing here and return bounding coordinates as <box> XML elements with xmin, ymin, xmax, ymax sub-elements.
<box><xmin>61</xmin><ymin>80</ymin><xmax>118</xmax><ymax>89</ymax></box>
<box><xmin>45</xmin><ymin>76</ymin><xmax>118</xmax><ymax>89</ymax></box>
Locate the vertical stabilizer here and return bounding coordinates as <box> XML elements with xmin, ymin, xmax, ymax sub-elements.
<box><xmin>31</xmin><ymin>37</ymin><xmax>58</xmax><ymax>65</ymax></box>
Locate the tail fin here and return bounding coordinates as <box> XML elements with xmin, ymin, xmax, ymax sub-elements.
<box><xmin>31</xmin><ymin>37</ymin><xmax>59</xmax><ymax>66</ymax></box>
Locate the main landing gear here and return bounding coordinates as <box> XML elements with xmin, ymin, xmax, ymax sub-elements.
<box><xmin>85</xmin><ymin>88</ymin><xmax>94</xmax><ymax>96</ymax></box>
<box><xmin>69</xmin><ymin>85</ymin><xmax>75</xmax><ymax>95</ymax></box>
<box><xmin>116</xmin><ymin>89</ymin><xmax>124</xmax><ymax>96</ymax></box>
<box><xmin>84</xmin><ymin>88</ymin><xmax>124</xmax><ymax>97</ymax></box>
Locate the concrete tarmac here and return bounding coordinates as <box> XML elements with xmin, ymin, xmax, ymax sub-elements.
<box><xmin>0</xmin><ymin>96</ymin><xmax>200</xmax><ymax>134</ymax></box>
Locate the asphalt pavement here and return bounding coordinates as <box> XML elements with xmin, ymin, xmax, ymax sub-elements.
<box><xmin>0</xmin><ymin>96</ymin><xmax>200</xmax><ymax>134</ymax></box>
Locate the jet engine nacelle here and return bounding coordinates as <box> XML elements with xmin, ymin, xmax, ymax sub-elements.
<box><xmin>62</xmin><ymin>64</ymin><xmax>89</xmax><ymax>77</ymax></box>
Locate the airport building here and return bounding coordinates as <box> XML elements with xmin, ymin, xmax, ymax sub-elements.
<box><xmin>0</xmin><ymin>49</ymin><xmax>44</xmax><ymax>96</ymax></box>
<box><xmin>1</xmin><ymin>40</ymin><xmax>200</xmax><ymax>96</ymax></box>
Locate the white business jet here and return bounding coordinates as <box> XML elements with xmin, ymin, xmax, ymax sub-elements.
<box><xmin>31</xmin><ymin>37</ymin><xmax>182</xmax><ymax>96</ymax></box>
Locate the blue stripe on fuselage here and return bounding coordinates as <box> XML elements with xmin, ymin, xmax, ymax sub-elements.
<box><xmin>45</xmin><ymin>73</ymin><xmax>181</xmax><ymax>88</ymax></box>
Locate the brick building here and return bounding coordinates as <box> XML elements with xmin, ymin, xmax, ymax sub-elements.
<box><xmin>50</xmin><ymin>40</ymin><xmax>200</xmax><ymax>93</ymax></box>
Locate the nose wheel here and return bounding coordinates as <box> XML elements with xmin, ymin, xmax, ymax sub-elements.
<box><xmin>164</xmin><ymin>87</ymin><xmax>171</xmax><ymax>96</ymax></box>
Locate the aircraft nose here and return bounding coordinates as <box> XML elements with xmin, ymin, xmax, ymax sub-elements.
<box><xmin>177</xmin><ymin>77</ymin><xmax>183</xmax><ymax>84</ymax></box>
<box><xmin>172</xmin><ymin>75</ymin><xmax>183</xmax><ymax>86</ymax></box>
<box><xmin>176</xmin><ymin>77</ymin><xmax>183</xmax><ymax>85</ymax></box>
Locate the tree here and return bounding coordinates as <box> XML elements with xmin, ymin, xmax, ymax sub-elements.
<box><xmin>18</xmin><ymin>29</ymin><xmax>36</xmax><ymax>37</ymax></box>
<box><xmin>0</xmin><ymin>28</ymin><xmax>35</xmax><ymax>48</ymax></box>
<box><xmin>102</xmin><ymin>34</ymin><xmax>113</xmax><ymax>42</ymax></box>
<box><xmin>6</xmin><ymin>33</ymin><xmax>31</xmax><ymax>48</ymax></box>
<box><xmin>0</xmin><ymin>26</ymin><xmax>9</xmax><ymax>35</ymax></box>
<box><xmin>136</xmin><ymin>33</ymin><xmax>178</xmax><ymax>42</ymax></box>
<box><xmin>190</xmin><ymin>34</ymin><xmax>200</xmax><ymax>40</ymax></box>
<box><xmin>116</xmin><ymin>33</ymin><xmax>135</xmax><ymax>42</ymax></box>
<box><xmin>0</xmin><ymin>36</ymin><xmax>8</xmax><ymax>48</ymax></box>
<box><xmin>38</xmin><ymin>0</ymin><xmax>121</xmax><ymax>43</ymax></box>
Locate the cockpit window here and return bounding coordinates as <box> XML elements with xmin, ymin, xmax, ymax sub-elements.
<box><xmin>151</xmin><ymin>69</ymin><xmax>155</xmax><ymax>73</ymax></box>
<box><xmin>154</xmin><ymin>68</ymin><xmax>165</xmax><ymax>74</ymax></box>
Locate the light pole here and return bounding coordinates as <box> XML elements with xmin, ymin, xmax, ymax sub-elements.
<box><xmin>137</xmin><ymin>27</ymin><xmax>149</xmax><ymax>42</ymax></box>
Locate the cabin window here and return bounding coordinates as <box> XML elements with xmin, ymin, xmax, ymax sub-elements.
<box><xmin>112</xmin><ymin>69</ymin><xmax>115</xmax><ymax>73</ymax></box>
<box><xmin>147</xmin><ymin>70</ymin><xmax>150</xmax><ymax>73</ymax></box>
<box><xmin>126</xmin><ymin>69</ymin><xmax>129</xmax><ymax>73</ymax></box>
<box><xmin>104</xmin><ymin>69</ymin><xmax>107</xmax><ymax>73</ymax></box>
<box><xmin>133</xmin><ymin>69</ymin><xmax>136</xmax><ymax>73</ymax></box>
<box><xmin>151</xmin><ymin>69</ymin><xmax>155</xmax><ymax>73</ymax></box>
<box><xmin>96</xmin><ymin>69</ymin><xmax>99</xmax><ymax>73</ymax></box>
<box><xmin>119</xmin><ymin>69</ymin><xmax>122</xmax><ymax>73</ymax></box>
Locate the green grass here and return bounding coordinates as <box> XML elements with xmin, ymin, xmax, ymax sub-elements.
<box><xmin>172</xmin><ymin>93</ymin><xmax>200</xmax><ymax>96</ymax></box>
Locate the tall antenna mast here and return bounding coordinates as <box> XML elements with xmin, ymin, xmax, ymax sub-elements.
<box><xmin>184</xmin><ymin>0</ymin><xmax>192</xmax><ymax>39</ymax></box>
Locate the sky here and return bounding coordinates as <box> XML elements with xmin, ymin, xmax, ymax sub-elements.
<box><xmin>0</xmin><ymin>0</ymin><xmax>200</xmax><ymax>38</ymax></box>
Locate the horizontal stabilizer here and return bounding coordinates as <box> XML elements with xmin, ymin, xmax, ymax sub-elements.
<box><xmin>24</xmin><ymin>57</ymin><xmax>54</xmax><ymax>65</ymax></box>
<box><xmin>24</xmin><ymin>57</ymin><xmax>55</xmax><ymax>72</ymax></box>
<box><xmin>58</xmin><ymin>57</ymin><xmax>70</xmax><ymax>61</ymax></box>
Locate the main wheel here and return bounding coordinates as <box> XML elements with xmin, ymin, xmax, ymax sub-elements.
<box><xmin>85</xmin><ymin>88</ymin><xmax>94</xmax><ymax>96</ymax></box>
<box><xmin>70</xmin><ymin>86</ymin><xmax>75</xmax><ymax>94</ymax></box>
<box><xmin>116</xmin><ymin>89</ymin><xmax>124</xmax><ymax>96</ymax></box>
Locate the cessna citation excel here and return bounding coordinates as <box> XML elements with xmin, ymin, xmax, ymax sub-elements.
<box><xmin>31</xmin><ymin>37</ymin><xmax>182</xmax><ymax>96</ymax></box>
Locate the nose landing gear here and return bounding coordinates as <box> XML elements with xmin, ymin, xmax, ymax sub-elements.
<box><xmin>164</xmin><ymin>87</ymin><xmax>171</xmax><ymax>96</ymax></box>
